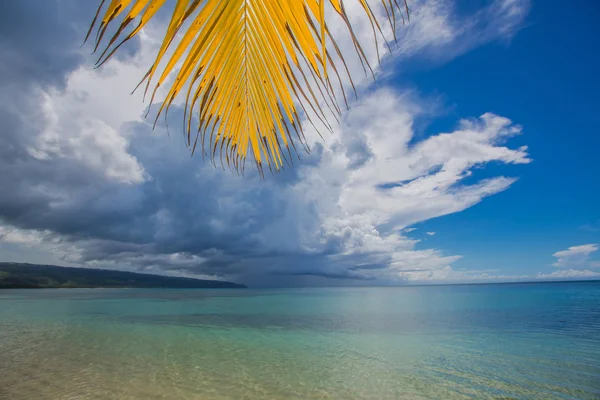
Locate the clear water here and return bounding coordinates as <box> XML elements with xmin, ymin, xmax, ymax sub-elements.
<box><xmin>1</xmin><ymin>282</ymin><xmax>599</xmax><ymax>399</ymax></box>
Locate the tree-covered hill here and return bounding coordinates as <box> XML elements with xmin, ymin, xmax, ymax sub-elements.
<box><xmin>0</xmin><ymin>262</ymin><xmax>245</xmax><ymax>289</ymax></box>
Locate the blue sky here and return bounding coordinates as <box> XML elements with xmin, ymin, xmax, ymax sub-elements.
<box><xmin>397</xmin><ymin>0</ymin><xmax>600</xmax><ymax>277</ymax></box>
<box><xmin>0</xmin><ymin>0</ymin><xmax>598</xmax><ymax>286</ymax></box>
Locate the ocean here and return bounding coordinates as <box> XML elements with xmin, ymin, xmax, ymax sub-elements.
<box><xmin>1</xmin><ymin>282</ymin><xmax>599</xmax><ymax>399</ymax></box>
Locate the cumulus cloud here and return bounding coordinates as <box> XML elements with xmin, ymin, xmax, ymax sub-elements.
<box><xmin>552</xmin><ymin>244</ymin><xmax>600</xmax><ymax>269</ymax></box>
<box><xmin>0</xmin><ymin>86</ymin><xmax>530</xmax><ymax>285</ymax></box>
<box><xmin>537</xmin><ymin>269</ymin><xmax>600</xmax><ymax>280</ymax></box>
<box><xmin>0</xmin><ymin>0</ymin><xmax>533</xmax><ymax>286</ymax></box>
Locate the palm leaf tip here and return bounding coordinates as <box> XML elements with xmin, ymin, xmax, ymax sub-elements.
<box><xmin>87</xmin><ymin>0</ymin><xmax>410</xmax><ymax>175</ymax></box>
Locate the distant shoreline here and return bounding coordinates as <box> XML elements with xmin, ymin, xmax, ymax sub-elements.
<box><xmin>0</xmin><ymin>262</ymin><xmax>246</xmax><ymax>289</ymax></box>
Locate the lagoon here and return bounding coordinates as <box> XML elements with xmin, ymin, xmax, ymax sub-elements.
<box><xmin>1</xmin><ymin>282</ymin><xmax>599</xmax><ymax>399</ymax></box>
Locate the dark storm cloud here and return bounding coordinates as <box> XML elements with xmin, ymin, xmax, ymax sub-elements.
<box><xmin>0</xmin><ymin>8</ymin><xmax>339</xmax><ymax>289</ymax></box>
<box><xmin>0</xmin><ymin>1</ymin><xmax>83</xmax><ymax>87</ymax></box>
<box><xmin>274</xmin><ymin>269</ymin><xmax>375</xmax><ymax>281</ymax></box>
<box><xmin>0</xmin><ymin>0</ymin><xmax>137</xmax><ymax>226</ymax></box>
<box><xmin>0</xmin><ymin>2</ymin><xmax>153</xmax><ymax>258</ymax></box>
<box><xmin>0</xmin><ymin>0</ymin><xmax>142</xmax><ymax>88</ymax></box>
<box><xmin>0</xmin><ymin>1</ymin><xmax>144</xmax><ymax>227</ymax></box>
<box><xmin>63</xmin><ymin>119</ymin><xmax>338</xmax><ymax>283</ymax></box>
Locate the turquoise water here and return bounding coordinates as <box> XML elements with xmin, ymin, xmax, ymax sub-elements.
<box><xmin>1</xmin><ymin>282</ymin><xmax>599</xmax><ymax>399</ymax></box>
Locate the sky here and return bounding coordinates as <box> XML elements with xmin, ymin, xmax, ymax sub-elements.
<box><xmin>0</xmin><ymin>0</ymin><xmax>599</xmax><ymax>287</ymax></box>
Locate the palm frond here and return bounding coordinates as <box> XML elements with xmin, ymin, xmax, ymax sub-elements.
<box><xmin>87</xmin><ymin>0</ymin><xmax>409</xmax><ymax>175</ymax></box>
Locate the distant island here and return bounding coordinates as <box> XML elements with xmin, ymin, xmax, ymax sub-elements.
<box><xmin>0</xmin><ymin>262</ymin><xmax>246</xmax><ymax>289</ymax></box>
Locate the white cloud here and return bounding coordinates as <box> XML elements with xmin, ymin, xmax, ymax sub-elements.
<box><xmin>21</xmin><ymin>36</ymin><xmax>166</xmax><ymax>185</ymax></box>
<box><xmin>392</xmin><ymin>0</ymin><xmax>530</xmax><ymax>65</ymax></box>
<box><xmin>426</xmin><ymin>232</ymin><xmax>436</xmax><ymax>236</ymax></box>
<box><xmin>552</xmin><ymin>244</ymin><xmax>600</xmax><ymax>269</ymax></box>
<box><xmin>0</xmin><ymin>225</ymin><xmax>48</xmax><ymax>245</ymax></box>
<box><xmin>537</xmin><ymin>269</ymin><xmax>600</xmax><ymax>280</ymax></box>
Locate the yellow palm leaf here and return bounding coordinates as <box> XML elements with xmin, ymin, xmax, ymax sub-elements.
<box><xmin>87</xmin><ymin>0</ymin><xmax>409</xmax><ymax>175</ymax></box>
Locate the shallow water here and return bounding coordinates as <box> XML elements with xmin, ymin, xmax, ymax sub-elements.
<box><xmin>1</xmin><ymin>282</ymin><xmax>599</xmax><ymax>399</ymax></box>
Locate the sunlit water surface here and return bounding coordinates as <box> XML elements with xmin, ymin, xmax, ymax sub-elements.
<box><xmin>1</xmin><ymin>282</ymin><xmax>599</xmax><ymax>399</ymax></box>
